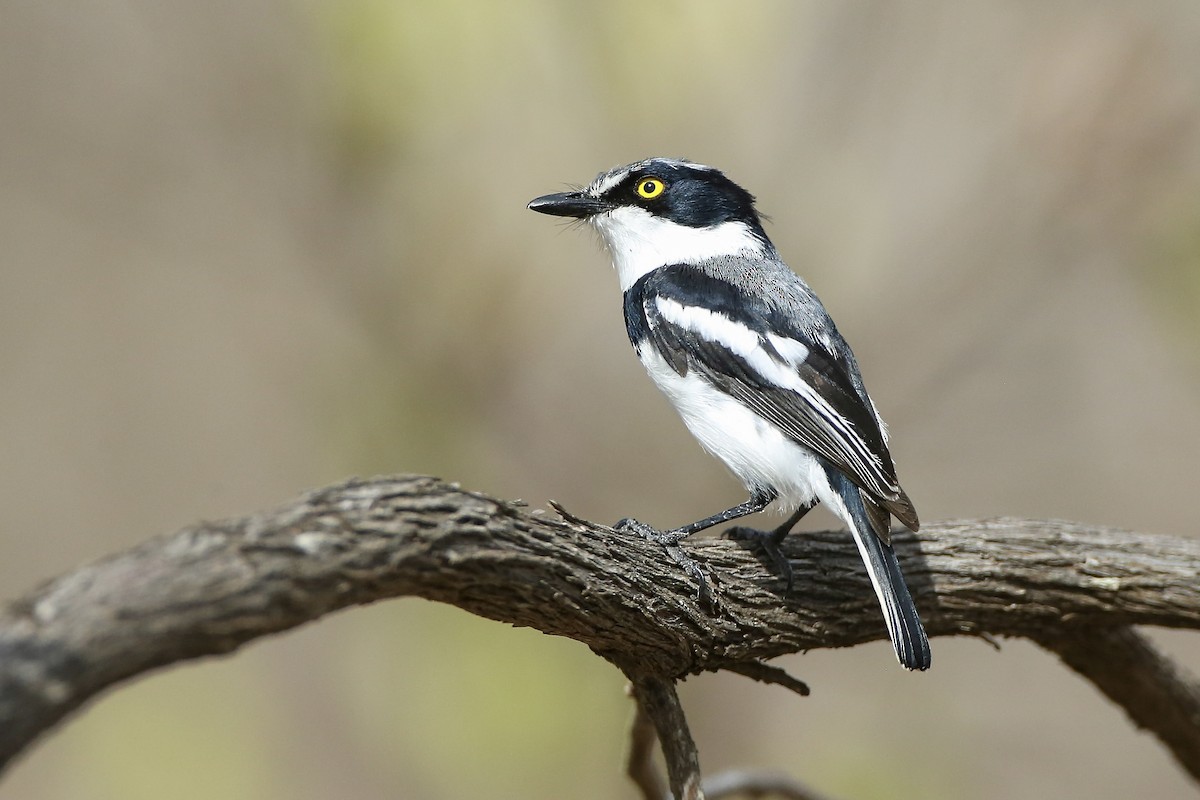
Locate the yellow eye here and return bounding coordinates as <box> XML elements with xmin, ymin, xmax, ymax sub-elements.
<box><xmin>636</xmin><ymin>178</ymin><xmax>666</xmax><ymax>199</ymax></box>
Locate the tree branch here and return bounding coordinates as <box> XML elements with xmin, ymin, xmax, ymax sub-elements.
<box><xmin>1</xmin><ymin>474</ymin><xmax>1198</xmax><ymax>783</ymax></box>
<box><xmin>627</xmin><ymin>685</ymin><xmax>837</xmax><ymax>800</ymax></box>
<box><xmin>1035</xmin><ymin>626</ymin><xmax>1200</xmax><ymax>779</ymax></box>
<box><xmin>703</xmin><ymin>769</ymin><xmax>842</xmax><ymax>800</ymax></box>
<box><xmin>629</xmin><ymin>675</ymin><xmax>703</xmax><ymax>800</ymax></box>
<box><xmin>627</xmin><ymin>687</ymin><xmax>670</xmax><ymax>800</ymax></box>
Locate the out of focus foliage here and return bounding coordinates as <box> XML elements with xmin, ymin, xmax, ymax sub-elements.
<box><xmin>2</xmin><ymin>3</ymin><xmax>1200</xmax><ymax>799</ymax></box>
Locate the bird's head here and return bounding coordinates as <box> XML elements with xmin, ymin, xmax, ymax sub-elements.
<box><xmin>528</xmin><ymin>158</ymin><xmax>772</xmax><ymax>290</ymax></box>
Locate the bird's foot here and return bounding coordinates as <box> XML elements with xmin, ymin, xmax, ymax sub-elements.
<box><xmin>724</xmin><ymin>524</ymin><xmax>794</xmax><ymax>594</ymax></box>
<box><xmin>614</xmin><ymin>517</ymin><xmax>718</xmax><ymax>612</ymax></box>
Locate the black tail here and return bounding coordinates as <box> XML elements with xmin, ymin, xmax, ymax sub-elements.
<box><xmin>830</xmin><ymin>470</ymin><xmax>931</xmax><ymax>670</ymax></box>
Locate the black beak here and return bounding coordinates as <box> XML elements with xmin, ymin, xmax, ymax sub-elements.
<box><xmin>527</xmin><ymin>191</ymin><xmax>610</xmax><ymax>219</ymax></box>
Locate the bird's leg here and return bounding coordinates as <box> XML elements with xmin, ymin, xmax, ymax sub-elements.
<box><xmin>725</xmin><ymin>500</ymin><xmax>818</xmax><ymax>594</ymax></box>
<box><xmin>614</xmin><ymin>490</ymin><xmax>776</xmax><ymax>610</ymax></box>
<box><xmin>613</xmin><ymin>517</ymin><xmax>719</xmax><ymax>610</ymax></box>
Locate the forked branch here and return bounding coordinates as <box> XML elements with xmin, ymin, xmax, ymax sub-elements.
<box><xmin>1</xmin><ymin>474</ymin><xmax>1198</xmax><ymax>789</ymax></box>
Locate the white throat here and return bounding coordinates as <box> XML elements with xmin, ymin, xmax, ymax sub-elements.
<box><xmin>590</xmin><ymin>206</ymin><xmax>768</xmax><ymax>291</ymax></box>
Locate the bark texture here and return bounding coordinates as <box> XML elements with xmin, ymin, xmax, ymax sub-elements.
<box><xmin>1</xmin><ymin>474</ymin><xmax>1198</xmax><ymax>788</ymax></box>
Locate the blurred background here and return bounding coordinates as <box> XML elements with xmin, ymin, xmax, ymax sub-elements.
<box><xmin>2</xmin><ymin>1</ymin><xmax>1199</xmax><ymax>798</ymax></box>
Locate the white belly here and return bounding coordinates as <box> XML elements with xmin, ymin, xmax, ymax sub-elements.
<box><xmin>638</xmin><ymin>347</ymin><xmax>840</xmax><ymax>515</ymax></box>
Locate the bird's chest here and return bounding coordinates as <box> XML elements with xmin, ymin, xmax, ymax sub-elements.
<box><xmin>633</xmin><ymin>343</ymin><xmax>825</xmax><ymax>508</ymax></box>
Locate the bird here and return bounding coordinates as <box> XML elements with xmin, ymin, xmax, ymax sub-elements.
<box><xmin>527</xmin><ymin>158</ymin><xmax>931</xmax><ymax>671</ymax></box>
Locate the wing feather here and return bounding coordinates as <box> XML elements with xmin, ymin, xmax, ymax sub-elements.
<box><xmin>639</xmin><ymin>265</ymin><xmax>918</xmax><ymax>531</ymax></box>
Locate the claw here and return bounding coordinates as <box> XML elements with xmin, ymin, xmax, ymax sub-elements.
<box><xmin>614</xmin><ymin>518</ymin><xmax>718</xmax><ymax>612</ymax></box>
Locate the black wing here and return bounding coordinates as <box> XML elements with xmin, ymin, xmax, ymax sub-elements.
<box><xmin>628</xmin><ymin>264</ymin><xmax>918</xmax><ymax>532</ymax></box>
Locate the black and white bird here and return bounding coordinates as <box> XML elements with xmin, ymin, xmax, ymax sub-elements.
<box><xmin>528</xmin><ymin>158</ymin><xmax>931</xmax><ymax>671</ymax></box>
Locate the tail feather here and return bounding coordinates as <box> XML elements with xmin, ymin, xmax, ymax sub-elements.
<box><xmin>828</xmin><ymin>470</ymin><xmax>931</xmax><ymax>670</ymax></box>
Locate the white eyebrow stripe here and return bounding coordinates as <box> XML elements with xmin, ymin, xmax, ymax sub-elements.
<box><xmin>589</xmin><ymin>164</ymin><xmax>634</xmax><ymax>196</ymax></box>
<box><xmin>586</xmin><ymin>159</ymin><xmax>718</xmax><ymax>197</ymax></box>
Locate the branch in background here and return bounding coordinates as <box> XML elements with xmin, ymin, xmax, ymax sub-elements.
<box><xmin>625</xmin><ymin>681</ymin><xmax>832</xmax><ymax>800</ymax></box>
<box><xmin>628</xmin><ymin>675</ymin><xmax>703</xmax><ymax>800</ymax></box>
<box><xmin>724</xmin><ymin>660</ymin><xmax>810</xmax><ymax>697</ymax></box>
<box><xmin>703</xmin><ymin>769</ymin><xmax>842</xmax><ymax>800</ymax></box>
<box><xmin>627</xmin><ymin>687</ymin><xmax>669</xmax><ymax>800</ymax></box>
<box><xmin>1</xmin><ymin>474</ymin><xmax>1199</xmax><ymax>787</ymax></box>
<box><xmin>1035</xmin><ymin>626</ymin><xmax>1200</xmax><ymax>781</ymax></box>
